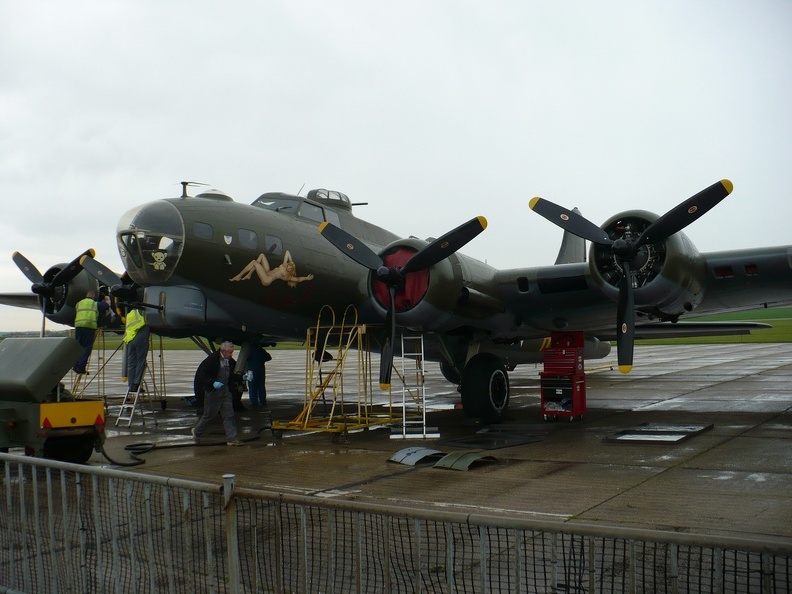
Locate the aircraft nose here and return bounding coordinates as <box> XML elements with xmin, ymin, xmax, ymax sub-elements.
<box><xmin>116</xmin><ymin>200</ymin><xmax>185</xmax><ymax>285</ymax></box>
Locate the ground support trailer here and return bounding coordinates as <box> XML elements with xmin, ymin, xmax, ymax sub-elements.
<box><xmin>0</xmin><ymin>337</ymin><xmax>105</xmax><ymax>464</ymax></box>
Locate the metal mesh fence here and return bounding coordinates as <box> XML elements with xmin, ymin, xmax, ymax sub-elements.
<box><xmin>1</xmin><ymin>453</ymin><xmax>790</xmax><ymax>593</ymax></box>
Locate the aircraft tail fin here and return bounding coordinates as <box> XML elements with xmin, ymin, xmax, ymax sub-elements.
<box><xmin>554</xmin><ymin>207</ymin><xmax>587</xmax><ymax>264</ymax></box>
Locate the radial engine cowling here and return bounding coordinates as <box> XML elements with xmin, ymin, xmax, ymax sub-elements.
<box><xmin>369</xmin><ymin>238</ymin><xmax>500</xmax><ymax>332</ymax></box>
<box><xmin>39</xmin><ymin>268</ymin><xmax>99</xmax><ymax>326</ymax></box>
<box><xmin>589</xmin><ymin>210</ymin><xmax>707</xmax><ymax>320</ymax></box>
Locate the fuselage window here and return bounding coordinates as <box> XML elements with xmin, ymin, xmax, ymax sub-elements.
<box><xmin>193</xmin><ymin>222</ymin><xmax>213</xmax><ymax>239</ymax></box>
<box><xmin>299</xmin><ymin>202</ymin><xmax>324</xmax><ymax>224</ymax></box>
<box><xmin>264</xmin><ymin>235</ymin><xmax>283</xmax><ymax>257</ymax></box>
<box><xmin>238</xmin><ymin>228</ymin><xmax>258</xmax><ymax>250</ymax></box>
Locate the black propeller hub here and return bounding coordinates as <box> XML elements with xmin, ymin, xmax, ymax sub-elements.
<box><xmin>611</xmin><ymin>238</ymin><xmax>633</xmax><ymax>260</ymax></box>
<box><xmin>31</xmin><ymin>283</ymin><xmax>50</xmax><ymax>296</ymax></box>
<box><xmin>376</xmin><ymin>266</ymin><xmax>405</xmax><ymax>287</ymax></box>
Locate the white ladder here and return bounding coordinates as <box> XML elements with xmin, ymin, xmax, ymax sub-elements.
<box><xmin>115</xmin><ymin>380</ymin><xmax>156</xmax><ymax>427</ymax></box>
<box><xmin>391</xmin><ymin>332</ymin><xmax>438</xmax><ymax>439</ymax></box>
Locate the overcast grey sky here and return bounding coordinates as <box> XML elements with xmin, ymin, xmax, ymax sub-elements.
<box><xmin>1</xmin><ymin>1</ymin><xmax>791</xmax><ymax>331</ymax></box>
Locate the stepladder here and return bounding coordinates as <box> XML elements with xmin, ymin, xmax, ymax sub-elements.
<box><xmin>115</xmin><ymin>380</ymin><xmax>156</xmax><ymax>427</ymax></box>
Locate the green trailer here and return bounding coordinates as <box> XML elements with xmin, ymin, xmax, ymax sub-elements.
<box><xmin>0</xmin><ymin>337</ymin><xmax>105</xmax><ymax>464</ymax></box>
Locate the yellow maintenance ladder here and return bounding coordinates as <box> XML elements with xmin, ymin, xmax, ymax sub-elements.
<box><xmin>68</xmin><ymin>330</ymin><xmax>167</xmax><ymax>428</ymax></box>
<box><xmin>271</xmin><ymin>305</ymin><xmax>401</xmax><ymax>436</ymax></box>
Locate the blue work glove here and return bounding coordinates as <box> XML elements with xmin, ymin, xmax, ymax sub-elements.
<box><xmin>212</xmin><ymin>381</ymin><xmax>223</xmax><ymax>389</ymax></box>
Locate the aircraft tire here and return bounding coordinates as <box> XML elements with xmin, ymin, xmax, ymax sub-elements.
<box><xmin>460</xmin><ymin>353</ymin><xmax>510</xmax><ymax>423</ymax></box>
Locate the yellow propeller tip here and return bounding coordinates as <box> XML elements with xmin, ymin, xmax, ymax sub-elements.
<box><xmin>379</xmin><ymin>383</ymin><xmax>391</xmax><ymax>391</ymax></box>
<box><xmin>529</xmin><ymin>197</ymin><xmax>541</xmax><ymax>210</ymax></box>
<box><xmin>720</xmin><ymin>179</ymin><xmax>734</xmax><ymax>194</ymax></box>
<box><xmin>318</xmin><ymin>221</ymin><xmax>328</xmax><ymax>232</ymax></box>
<box><xmin>477</xmin><ymin>215</ymin><xmax>488</xmax><ymax>230</ymax></box>
<box><xmin>618</xmin><ymin>365</ymin><xmax>633</xmax><ymax>374</ymax></box>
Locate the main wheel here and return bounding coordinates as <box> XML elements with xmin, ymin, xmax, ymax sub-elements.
<box><xmin>460</xmin><ymin>353</ymin><xmax>510</xmax><ymax>423</ymax></box>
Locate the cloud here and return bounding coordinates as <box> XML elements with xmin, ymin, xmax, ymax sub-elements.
<box><xmin>1</xmin><ymin>0</ymin><xmax>791</xmax><ymax>330</ymax></box>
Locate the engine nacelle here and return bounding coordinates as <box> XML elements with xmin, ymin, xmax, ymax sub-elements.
<box><xmin>40</xmin><ymin>268</ymin><xmax>100</xmax><ymax>326</ymax></box>
<box><xmin>589</xmin><ymin>210</ymin><xmax>707</xmax><ymax>319</ymax></box>
<box><xmin>369</xmin><ymin>238</ymin><xmax>501</xmax><ymax>332</ymax></box>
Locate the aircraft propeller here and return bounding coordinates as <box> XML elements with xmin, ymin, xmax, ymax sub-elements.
<box><xmin>79</xmin><ymin>255</ymin><xmax>138</xmax><ymax>308</ymax></box>
<box><xmin>319</xmin><ymin>216</ymin><xmax>488</xmax><ymax>389</ymax></box>
<box><xmin>12</xmin><ymin>249</ymin><xmax>95</xmax><ymax>336</ymax></box>
<box><xmin>529</xmin><ymin>179</ymin><xmax>733</xmax><ymax>373</ymax></box>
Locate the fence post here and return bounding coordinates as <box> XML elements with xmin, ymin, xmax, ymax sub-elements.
<box><xmin>223</xmin><ymin>474</ymin><xmax>240</xmax><ymax>594</ymax></box>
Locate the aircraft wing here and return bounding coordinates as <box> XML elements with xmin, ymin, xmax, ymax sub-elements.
<box><xmin>0</xmin><ymin>293</ymin><xmax>41</xmax><ymax>310</ymax></box>
<box><xmin>595</xmin><ymin>321</ymin><xmax>772</xmax><ymax>341</ymax></box>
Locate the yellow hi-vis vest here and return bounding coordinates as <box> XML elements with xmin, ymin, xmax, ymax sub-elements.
<box><xmin>74</xmin><ymin>298</ymin><xmax>99</xmax><ymax>329</ymax></box>
<box><xmin>123</xmin><ymin>309</ymin><xmax>146</xmax><ymax>343</ymax></box>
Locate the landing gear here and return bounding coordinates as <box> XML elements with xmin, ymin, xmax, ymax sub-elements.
<box><xmin>460</xmin><ymin>353</ymin><xmax>510</xmax><ymax>423</ymax></box>
<box><xmin>439</xmin><ymin>360</ymin><xmax>462</xmax><ymax>384</ymax></box>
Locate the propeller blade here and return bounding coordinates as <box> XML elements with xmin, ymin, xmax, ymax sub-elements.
<box><xmin>616</xmin><ymin>260</ymin><xmax>635</xmax><ymax>374</ymax></box>
<box><xmin>50</xmin><ymin>249</ymin><xmax>95</xmax><ymax>287</ymax></box>
<box><xmin>379</xmin><ymin>286</ymin><xmax>397</xmax><ymax>390</ymax></box>
<box><xmin>402</xmin><ymin>216</ymin><xmax>488</xmax><ymax>274</ymax></box>
<box><xmin>319</xmin><ymin>222</ymin><xmax>384</xmax><ymax>271</ymax></box>
<box><xmin>12</xmin><ymin>252</ymin><xmax>44</xmax><ymax>284</ymax></box>
<box><xmin>637</xmin><ymin>179</ymin><xmax>733</xmax><ymax>247</ymax></box>
<box><xmin>529</xmin><ymin>197</ymin><xmax>613</xmax><ymax>245</ymax></box>
<box><xmin>80</xmin><ymin>254</ymin><xmax>125</xmax><ymax>286</ymax></box>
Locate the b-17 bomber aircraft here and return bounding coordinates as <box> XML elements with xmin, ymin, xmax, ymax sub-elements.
<box><xmin>3</xmin><ymin>179</ymin><xmax>791</xmax><ymax>422</ymax></box>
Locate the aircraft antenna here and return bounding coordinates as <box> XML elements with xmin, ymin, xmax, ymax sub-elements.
<box><xmin>297</xmin><ymin>183</ymin><xmax>305</xmax><ymax>196</ymax></box>
<box><xmin>179</xmin><ymin>181</ymin><xmax>209</xmax><ymax>198</ymax></box>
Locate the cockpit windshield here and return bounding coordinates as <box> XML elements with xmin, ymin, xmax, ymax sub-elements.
<box><xmin>116</xmin><ymin>200</ymin><xmax>185</xmax><ymax>285</ymax></box>
<box><xmin>252</xmin><ymin>194</ymin><xmax>299</xmax><ymax>214</ymax></box>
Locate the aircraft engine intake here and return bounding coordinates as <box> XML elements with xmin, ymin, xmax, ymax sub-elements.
<box><xmin>590</xmin><ymin>211</ymin><xmax>707</xmax><ymax>317</ymax></box>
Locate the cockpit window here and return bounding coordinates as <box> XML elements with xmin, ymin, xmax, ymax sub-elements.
<box><xmin>298</xmin><ymin>202</ymin><xmax>324</xmax><ymax>223</ymax></box>
<box><xmin>324</xmin><ymin>209</ymin><xmax>340</xmax><ymax>227</ymax></box>
<box><xmin>253</xmin><ymin>192</ymin><xmax>343</xmax><ymax>226</ymax></box>
<box><xmin>253</xmin><ymin>196</ymin><xmax>298</xmax><ymax>213</ymax></box>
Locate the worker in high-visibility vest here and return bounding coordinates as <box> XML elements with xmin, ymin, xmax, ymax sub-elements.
<box><xmin>73</xmin><ymin>289</ymin><xmax>109</xmax><ymax>374</ymax></box>
<box><xmin>123</xmin><ymin>307</ymin><xmax>150</xmax><ymax>392</ymax></box>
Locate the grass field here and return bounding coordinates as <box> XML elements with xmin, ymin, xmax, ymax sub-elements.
<box><xmin>3</xmin><ymin>308</ymin><xmax>789</xmax><ymax>348</ymax></box>
<box><xmin>635</xmin><ymin>307</ymin><xmax>792</xmax><ymax>345</ymax></box>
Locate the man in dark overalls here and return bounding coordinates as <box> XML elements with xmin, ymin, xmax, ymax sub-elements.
<box><xmin>191</xmin><ymin>341</ymin><xmax>244</xmax><ymax>446</ymax></box>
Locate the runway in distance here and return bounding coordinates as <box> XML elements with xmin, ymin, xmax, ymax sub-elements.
<box><xmin>2</xmin><ymin>179</ymin><xmax>791</xmax><ymax>422</ymax></box>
